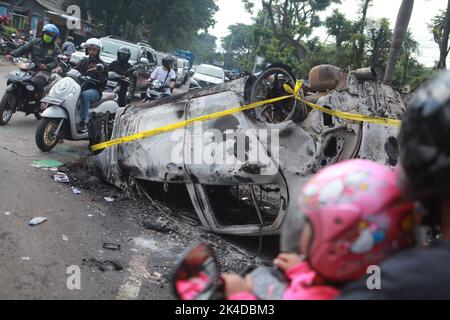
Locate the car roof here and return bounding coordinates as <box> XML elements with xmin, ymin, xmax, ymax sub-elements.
<box><xmin>100</xmin><ymin>37</ymin><xmax>140</xmax><ymax>49</ymax></box>
<box><xmin>198</xmin><ymin>64</ymin><xmax>223</xmax><ymax>71</ymax></box>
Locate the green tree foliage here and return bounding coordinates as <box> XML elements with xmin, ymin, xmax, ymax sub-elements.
<box><xmin>188</xmin><ymin>33</ymin><xmax>218</xmax><ymax>64</ymax></box>
<box><xmin>242</xmin><ymin>0</ymin><xmax>340</xmax><ymax>62</ymax></box>
<box><xmin>428</xmin><ymin>1</ymin><xmax>450</xmax><ymax>69</ymax></box>
<box><xmin>68</xmin><ymin>0</ymin><xmax>219</xmax><ymax>51</ymax></box>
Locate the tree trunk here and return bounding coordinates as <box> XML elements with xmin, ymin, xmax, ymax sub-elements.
<box><xmin>438</xmin><ymin>0</ymin><xmax>450</xmax><ymax>69</ymax></box>
<box><xmin>384</xmin><ymin>0</ymin><xmax>414</xmax><ymax>84</ymax></box>
<box><xmin>357</xmin><ymin>0</ymin><xmax>371</xmax><ymax>67</ymax></box>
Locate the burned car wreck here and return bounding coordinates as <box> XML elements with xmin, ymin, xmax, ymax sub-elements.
<box><xmin>89</xmin><ymin>64</ymin><xmax>406</xmax><ymax>236</ymax></box>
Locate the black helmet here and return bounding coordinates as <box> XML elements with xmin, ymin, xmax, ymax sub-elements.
<box><xmin>399</xmin><ymin>70</ymin><xmax>450</xmax><ymax>197</ymax></box>
<box><xmin>118</xmin><ymin>46</ymin><xmax>131</xmax><ymax>63</ymax></box>
<box><xmin>162</xmin><ymin>55</ymin><xmax>175</xmax><ymax>69</ymax></box>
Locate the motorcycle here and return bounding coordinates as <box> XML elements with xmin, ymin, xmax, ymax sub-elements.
<box><xmin>0</xmin><ymin>36</ymin><xmax>18</xmax><ymax>55</ymax></box>
<box><xmin>141</xmin><ymin>79</ymin><xmax>170</xmax><ymax>102</ymax></box>
<box><xmin>35</xmin><ymin>65</ymin><xmax>119</xmax><ymax>153</ymax></box>
<box><xmin>0</xmin><ymin>56</ymin><xmax>66</xmax><ymax>125</ymax></box>
<box><xmin>172</xmin><ymin>243</ymin><xmax>288</xmax><ymax>300</ymax></box>
<box><xmin>106</xmin><ymin>66</ymin><xmax>137</xmax><ymax>105</ymax></box>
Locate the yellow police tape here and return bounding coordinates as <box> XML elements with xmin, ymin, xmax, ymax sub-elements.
<box><xmin>90</xmin><ymin>80</ymin><xmax>402</xmax><ymax>152</ymax></box>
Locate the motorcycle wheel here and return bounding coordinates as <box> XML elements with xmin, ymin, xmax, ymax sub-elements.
<box><xmin>35</xmin><ymin>118</ymin><xmax>60</xmax><ymax>152</ymax></box>
<box><xmin>0</xmin><ymin>93</ymin><xmax>14</xmax><ymax>125</ymax></box>
<box><xmin>88</xmin><ymin>113</ymin><xmax>114</xmax><ymax>155</ymax></box>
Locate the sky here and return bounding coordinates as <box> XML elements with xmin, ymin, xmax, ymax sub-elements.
<box><xmin>209</xmin><ymin>0</ymin><xmax>448</xmax><ymax>67</ymax></box>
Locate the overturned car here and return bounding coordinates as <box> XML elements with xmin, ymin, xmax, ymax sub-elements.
<box><xmin>89</xmin><ymin>64</ymin><xmax>406</xmax><ymax>236</ymax></box>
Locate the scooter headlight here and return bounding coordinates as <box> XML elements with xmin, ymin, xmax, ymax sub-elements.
<box><xmin>54</xmin><ymin>79</ymin><xmax>70</xmax><ymax>95</ymax></box>
<box><xmin>68</xmin><ymin>87</ymin><xmax>77</xmax><ymax>97</ymax></box>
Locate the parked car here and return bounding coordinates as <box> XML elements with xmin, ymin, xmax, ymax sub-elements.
<box><xmin>70</xmin><ymin>37</ymin><xmax>155</xmax><ymax>97</ymax></box>
<box><xmin>174</xmin><ymin>57</ymin><xmax>190</xmax><ymax>87</ymax></box>
<box><xmin>189</xmin><ymin>64</ymin><xmax>225</xmax><ymax>90</ymax></box>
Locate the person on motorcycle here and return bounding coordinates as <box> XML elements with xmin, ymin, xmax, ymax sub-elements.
<box><xmin>146</xmin><ymin>55</ymin><xmax>176</xmax><ymax>97</ymax></box>
<box><xmin>18</xmin><ymin>35</ymin><xmax>27</xmax><ymax>47</ymax></box>
<box><xmin>5</xmin><ymin>24</ymin><xmax>62</xmax><ymax>111</ymax></box>
<box><xmin>109</xmin><ymin>46</ymin><xmax>133</xmax><ymax>107</ymax></box>
<box><xmin>338</xmin><ymin>71</ymin><xmax>450</xmax><ymax>300</ymax></box>
<box><xmin>62</xmin><ymin>36</ymin><xmax>76</xmax><ymax>57</ymax></box>
<box><xmin>74</xmin><ymin>38</ymin><xmax>108</xmax><ymax>133</ymax></box>
<box><xmin>222</xmin><ymin>160</ymin><xmax>417</xmax><ymax>300</ymax></box>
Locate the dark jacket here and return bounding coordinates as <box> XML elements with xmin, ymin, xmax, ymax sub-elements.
<box><xmin>337</xmin><ymin>241</ymin><xmax>450</xmax><ymax>300</ymax></box>
<box><xmin>75</xmin><ymin>57</ymin><xmax>108</xmax><ymax>92</ymax></box>
<box><xmin>11</xmin><ymin>38</ymin><xmax>61</xmax><ymax>70</ymax></box>
<box><xmin>109</xmin><ymin>60</ymin><xmax>132</xmax><ymax>76</ymax></box>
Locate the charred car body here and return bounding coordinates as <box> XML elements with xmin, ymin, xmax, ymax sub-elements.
<box><xmin>90</xmin><ymin>64</ymin><xmax>406</xmax><ymax>236</ymax></box>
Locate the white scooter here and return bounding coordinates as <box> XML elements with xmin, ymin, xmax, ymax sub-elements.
<box><xmin>35</xmin><ymin>65</ymin><xmax>119</xmax><ymax>152</ymax></box>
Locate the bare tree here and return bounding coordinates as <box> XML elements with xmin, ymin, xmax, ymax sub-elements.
<box><xmin>383</xmin><ymin>0</ymin><xmax>414</xmax><ymax>84</ymax></box>
<box><xmin>431</xmin><ymin>1</ymin><xmax>450</xmax><ymax>69</ymax></box>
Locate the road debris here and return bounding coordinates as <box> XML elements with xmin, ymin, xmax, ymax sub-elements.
<box><xmin>4</xmin><ymin>211</ymin><xmax>11</xmax><ymax>216</ymax></box>
<box><xmin>21</xmin><ymin>257</ymin><xmax>31</xmax><ymax>261</ymax></box>
<box><xmin>82</xmin><ymin>258</ymin><xmax>123</xmax><ymax>272</ymax></box>
<box><xmin>71</xmin><ymin>187</ymin><xmax>81</xmax><ymax>194</ymax></box>
<box><xmin>143</xmin><ymin>218</ymin><xmax>172</xmax><ymax>233</ymax></box>
<box><xmin>29</xmin><ymin>217</ymin><xmax>48</xmax><ymax>226</ymax></box>
<box><xmin>103</xmin><ymin>243</ymin><xmax>121</xmax><ymax>251</ymax></box>
<box><xmin>62</xmin><ymin>235</ymin><xmax>69</xmax><ymax>242</ymax></box>
<box><xmin>54</xmin><ymin>172</ymin><xmax>70</xmax><ymax>183</ymax></box>
<box><xmin>31</xmin><ymin>160</ymin><xmax>64</xmax><ymax>169</ymax></box>
<box><xmin>104</xmin><ymin>197</ymin><xmax>115</xmax><ymax>202</ymax></box>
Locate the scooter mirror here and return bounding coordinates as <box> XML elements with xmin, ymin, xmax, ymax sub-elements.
<box><xmin>172</xmin><ymin>243</ymin><xmax>220</xmax><ymax>300</ymax></box>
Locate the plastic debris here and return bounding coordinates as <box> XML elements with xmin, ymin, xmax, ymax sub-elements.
<box><xmin>104</xmin><ymin>197</ymin><xmax>115</xmax><ymax>202</ymax></box>
<box><xmin>4</xmin><ymin>211</ymin><xmax>11</xmax><ymax>216</ymax></box>
<box><xmin>29</xmin><ymin>217</ymin><xmax>48</xmax><ymax>226</ymax></box>
<box><xmin>54</xmin><ymin>172</ymin><xmax>70</xmax><ymax>183</ymax></box>
<box><xmin>71</xmin><ymin>187</ymin><xmax>81</xmax><ymax>194</ymax></box>
<box><xmin>31</xmin><ymin>160</ymin><xmax>64</xmax><ymax>168</ymax></box>
<box><xmin>21</xmin><ymin>257</ymin><xmax>31</xmax><ymax>261</ymax></box>
<box><xmin>62</xmin><ymin>235</ymin><xmax>69</xmax><ymax>242</ymax></box>
<box><xmin>103</xmin><ymin>243</ymin><xmax>121</xmax><ymax>251</ymax></box>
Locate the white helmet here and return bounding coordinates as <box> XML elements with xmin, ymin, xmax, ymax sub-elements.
<box><xmin>85</xmin><ymin>38</ymin><xmax>103</xmax><ymax>51</ymax></box>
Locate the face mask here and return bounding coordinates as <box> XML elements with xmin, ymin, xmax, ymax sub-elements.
<box><xmin>43</xmin><ymin>34</ymin><xmax>53</xmax><ymax>44</ymax></box>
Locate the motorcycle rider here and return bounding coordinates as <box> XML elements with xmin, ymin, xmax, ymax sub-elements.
<box><xmin>18</xmin><ymin>35</ymin><xmax>27</xmax><ymax>47</ymax></box>
<box><xmin>146</xmin><ymin>55</ymin><xmax>176</xmax><ymax>97</ymax></box>
<box><xmin>5</xmin><ymin>24</ymin><xmax>62</xmax><ymax>113</ymax></box>
<box><xmin>62</xmin><ymin>36</ymin><xmax>76</xmax><ymax>57</ymax></box>
<box><xmin>222</xmin><ymin>160</ymin><xmax>417</xmax><ymax>300</ymax></box>
<box><xmin>338</xmin><ymin>71</ymin><xmax>450</xmax><ymax>300</ymax></box>
<box><xmin>74</xmin><ymin>38</ymin><xmax>108</xmax><ymax>133</ymax></box>
<box><xmin>109</xmin><ymin>46</ymin><xmax>133</xmax><ymax>107</ymax></box>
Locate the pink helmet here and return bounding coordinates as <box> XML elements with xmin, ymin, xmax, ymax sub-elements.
<box><xmin>295</xmin><ymin>160</ymin><xmax>416</xmax><ymax>282</ymax></box>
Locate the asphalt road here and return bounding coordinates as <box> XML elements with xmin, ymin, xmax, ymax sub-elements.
<box><xmin>0</xmin><ymin>63</ymin><xmax>278</xmax><ymax>300</ymax></box>
<box><xmin>0</xmin><ymin>63</ymin><xmax>179</xmax><ymax>300</ymax></box>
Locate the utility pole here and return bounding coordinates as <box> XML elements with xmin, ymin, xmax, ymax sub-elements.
<box><xmin>226</xmin><ymin>34</ymin><xmax>234</xmax><ymax>69</ymax></box>
<box><xmin>252</xmin><ymin>12</ymin><xmax>268</xmax><ymax>75</ymax></box>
